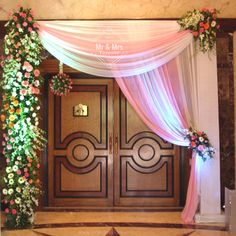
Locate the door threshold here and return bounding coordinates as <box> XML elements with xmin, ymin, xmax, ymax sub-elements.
<box><xmin>42</xmin><ymin>206</ymin><xmax>183</xmax><ymax>212</ymax></box>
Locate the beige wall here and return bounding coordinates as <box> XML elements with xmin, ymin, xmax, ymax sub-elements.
<box><xmin>0</xmin><ymin>0</ymin><xmax>236</xmax><ymax>20</ymax></box>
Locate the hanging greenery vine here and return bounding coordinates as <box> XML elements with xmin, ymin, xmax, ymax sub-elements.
<box><xmin>1</xmin><ymin>7</ymin><xmax>46</xmax><ymax>228</ymax></box>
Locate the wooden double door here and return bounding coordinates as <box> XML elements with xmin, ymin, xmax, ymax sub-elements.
<box><xmin>47</xmin><ymin>76</ymin><xmax>180</xmax><ymax>207</ymax></box>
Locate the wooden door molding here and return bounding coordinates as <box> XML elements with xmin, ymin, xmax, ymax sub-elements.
<box><xmin>48</xmin><ymin>78</ymin><xmax>113</xmax><ymax>207</ymax></box>
<box><xmin>114</xmin><ymin>85</ymin><xmax>180</xmax><ymax>207</ymax></box>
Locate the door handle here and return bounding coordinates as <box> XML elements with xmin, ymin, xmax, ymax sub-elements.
<box><xmin>109</xmin><ymin>133</ymin><xmax>113</xmax><ymax>155</ymax></box>
<box><xmin>115</xmin><ymin>135</ymin><xmax>118</xmax><ymax>155</ymax></box>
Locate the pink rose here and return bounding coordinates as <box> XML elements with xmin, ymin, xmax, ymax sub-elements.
<box><xmin>200</xmin><ymin>28</ymin><xmax>205</xmax><ymax>33</ymax></box>
<box><xmin>6</xmin><ymin>158</ymin><xmax>10</xmax><ymax>163</ymax></box>
<box><xmin>22</xmin><ymin>80</ymin><xmax>29</xmax><ymax>87</ymax></box>
<box><xmin>7</xmin><ymin>144</ymin><xmax>12</xmax><ymax>150</ymax></box>
<box><xmin>33</xmin><ymin>22</ymin><xmax>38</xmax><ymax>28</ymax></box>
<box><xmin>11</xmin><ymin>209</ymin><xmax>17</xmax><ymax>215</ymax></box>
<box><xmin>16</xmin><ymin>23</ymin><xmax>21</xmax><ymax>29</ymax></box>
<box><xmin>199</xmin><ymin>22</ymin><xmax>204</xmax><ymax>27</ymax></box>
<box><xmin>25</xmin><ymin>72</ymin><xmax>31</xmax><ymax>78</ymax></box>
<box><xmin>10</xmin><ymin>200</ymin><xmax>14</xmax><ymax>205</ymax></box>
<box><xmin>13</xmin><ymin>16</ymin><xmax>18</xmax><ymax>21</ymax></box>
<box><xmin>24</xmin><ymin>172</ymin><xmax>29</xmax><ymax>178</ymax></box>
<box><xmin>5</xmin><ymin>208</ymin><xmax>10</xmax><ymax>214</ymax></box>
<box><xmin>24</xmin><ymin>168</ymin><xmax>28</xmax><ymax>173</ymax></box>
<box><xmin>28</xmin><ymin>27</ymin><xmax>32</xmax><ymax>32</ymax></box>
<box><xmin>20</xmin><ymin>89</ymin><xmax>27</xmax><ymax>95</ymax></box>
<box><xmin>23</xmin><ymin>61</ymin><xmax>33</xmax><ymax>72</ymax></box>
<box><xmin>17</xmin><ymin>169</ymin><xmax>21</xmax><ymax>175</ymax></box>
<box><xmin>28</xmin><ymin>17</ymin><xmax>32</xmax><ymax>21</ymax></box>
<box><xmin>23</xmin><ymin>22</ymin><xmax>28</xmax><ymax>27</ymax></box>
<box><xmin>34</xmin><ymin>69</ymin><xmax>40</xmax><ymax>77</ymax></box>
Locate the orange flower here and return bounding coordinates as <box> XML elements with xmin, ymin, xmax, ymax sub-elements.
<box><xmin>204</xmin><ymin>23</ymin><xmax>210</xmax><ymax>30</ymax></box>
<box><xmin>16</xmin><ymin>108</ymin><xmax>21</xmax><ymax>114</ymax></box>
<box><xmin>2</xmin><ymin>95</ymin><xmax>7</xmax><ymax>100</ymax></box>
<box><xmin>9</xmin><ymin>122</ymin><xmax>14</xmax><ymax>128</ymax></box>
<box><xmin>9</xmin><ymin>108</ymin><xmax>15</xmax><ymax>114</ymax></box>
<box><xmin>11</xmin><ymin>96</ymin><xmax>16</xmax><ymax>101</ymax></box>
<box><xmin>29</xmin><ymin>179</ymin><xmax>33</xmax><ymax>184</ymax></box>
<box><xmin>13</xmin><ymin>100</ymin><xmax>19</xmax><ymax>107</ymax></box>
<box><xmin>4</xmin><ymin>103</ymin><xmax>9</xmax><ymax>110</ymax></box>
<box><xmin>0</xmin><ymin>114</ymin><xmax>6</xmax><ymax>122</ymax></box>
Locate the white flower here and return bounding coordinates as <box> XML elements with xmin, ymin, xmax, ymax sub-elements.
<box><xmin>20</xmin><ymin>95</ymin><xmax>24</xmax><ymax>101</ymax></box>
<box><xmin>2</xmin><ymin>188</ymin><xmax>8</xmax><ymax>195</ymax></box>
<box><xmin>8</xmin><ymin>173</ymin><xmax>14</xmax><ymax>179</ymax></box>
<box><xmin>16</xmin><ymin>187</ymin><xmax>21</xmax><ymax>193</ymax></box>
<box><xmin>12</xmin><ymin>165</ymin><xmax>18</xmax><ymax>171</ymax></box>
<box><xmin>32</xmin><ymin>113</ymin><xmax>36</xmax><ymax>117</ymax></box>
<box><xmin>9</xmin><ymin>179</ymin><xmax>14</xmax><ymax>185</ymax></box>
<box><xmin>199</xmin><ymin>137</ymin><xmax>204</xmax><ymax>142</ymax></box>
<box><xmin>26</xmin><ymin>101</ymin><xmax>30</xmax><ymax>106</ymax></box>
<box><xmin>211</xmin><ymin>21</ymin><xmax>216</xmax><ymax>27</ymax></box>
<box><xmin>6</xmin><ymin>167</ymin><xmax>12</xmax><ymax>173</ymax></box>
<box><xmin>15</xmin><ymin>197</ymin><xmax>21</xmax><ymax>204</ymax></box>
<box><xmin>18</xmin><ymin>177</ymin><xmax>25</xmax><ymax>184</ymax></box>
<box><xmin>8</xmin><ymin>188</ymin><xmax>14</xmax><ymax>195</ymax></box>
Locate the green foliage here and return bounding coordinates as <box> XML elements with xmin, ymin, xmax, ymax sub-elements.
<box><xmin>1</xmin><ymin>7</ymin><xmax>46</xmax><ymax>228</ymax></box>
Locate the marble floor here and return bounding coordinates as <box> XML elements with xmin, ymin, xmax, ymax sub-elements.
<box><xmin>0</xmin><ymin>211</ymin><xmax>233</xmax><ymax>236</ymax></box>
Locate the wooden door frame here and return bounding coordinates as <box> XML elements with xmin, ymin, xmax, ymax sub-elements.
<box><xmin>38</xmin><ymin>60</ymin><xmax>189</xmax><ymax>209</ymax></box>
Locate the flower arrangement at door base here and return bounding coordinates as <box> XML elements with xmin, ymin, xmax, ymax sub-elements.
<box><xmin>50</xmin><ymin>73</ymin><xmax>72</xmax><ymax>96</ymax></box>
<box><xmin>178</xmin><ymin>8</ymin><xmax>220</xmax><ymax>53</ymax></box>
<box><xmin>184</xmin><ymin>127</ymin><xmax>215</xmax><ymax>161</ymax></box>
<box><xmin>1</xmin><ymin>7</ymin><xmax>46</xmax><ymax>228</ymax></box>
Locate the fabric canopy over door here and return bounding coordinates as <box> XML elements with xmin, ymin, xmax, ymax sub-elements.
<box><xmin>38</xmin><ymin>20</ymin><xmax>221</xmax><ymax>223</ymax></box>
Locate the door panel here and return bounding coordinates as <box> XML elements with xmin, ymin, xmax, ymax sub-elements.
<box><xmin>48</xmin><ymin>76</ymin><xmax>180</xmax><ymax>208</ymax></box>
<box><xmin>48</xmin><ymin>78</ymin><xmax>113</xmax><ymax>207</ymax></box>
<box><xmin>114</xmin><ymin>85</ymin><xmax>180</xmax><ymax>206</ymax></box>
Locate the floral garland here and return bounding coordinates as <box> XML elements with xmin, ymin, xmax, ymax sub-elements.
<box><xmin>50</xmin><ymin>73</ymin><xmax>72</xmax><ymax>96</ymax></box>
<box><xmin>178</xmin><ymin>8</ymin><xmax>220</xmax><ymax>53</ymax></box>
<box><xmin>184</xmin><ymin>127</ymin><xmax>214</xmax><ymax>161</ymax></box>
<box><xmin>1</xmin><ymin>7</ymin><xmax>46</xmax><ymax>228</ymax></box>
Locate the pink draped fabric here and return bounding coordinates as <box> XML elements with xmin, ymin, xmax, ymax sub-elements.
<box><xmin>116</xmin><ymin>56</ymin><xmax>199</xmax><ymax>223</ymax></box>
<box><xmin>38</xmin><ymin>20</ymin><xmax>202</xmax><ymax>223</ymax></box>
<box><xmin>38</xmin><ymin>21</ymin><xmax>192</xmax><ymax>77</ymax></box>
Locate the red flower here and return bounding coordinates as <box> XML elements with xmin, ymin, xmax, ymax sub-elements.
<box><xmin>24</xmin><ymin>172</ymin><xmax>29</xmax><ymax>178</ymax></box>
<box><xmin>12</xmin><ymin>209</ymin><xmax>17</xmax><ymax>215</ymax></box>
<box><xmin>191</xmin><ymin>141</ymin><xmax>197</xmax><ymax>148</ymax></box>
<box><xmin>192</xmin><ymin>31</ymin><xmax>198</xmax><ymax>37</ymax></box>
<box><xmin>197</xmin><ymin>131</ymin><xmax>203</xmax><ymax>135</ymax></box>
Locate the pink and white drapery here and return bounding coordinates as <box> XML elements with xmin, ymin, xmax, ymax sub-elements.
<box><xmin>38</xmin><ymin>20</ymin><xmax>216</xmax><ymax>223</ymax></box>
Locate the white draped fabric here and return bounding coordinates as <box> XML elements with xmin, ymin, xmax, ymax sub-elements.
<box><xmin>38</xmin><ymin>21</ymin><xmax>192</xmax><ymax>77</ymax></box>
<box><xmin>38</xmin><ymin>20</ymin><xmax>220</xmax><ymax>223</ymax></box>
